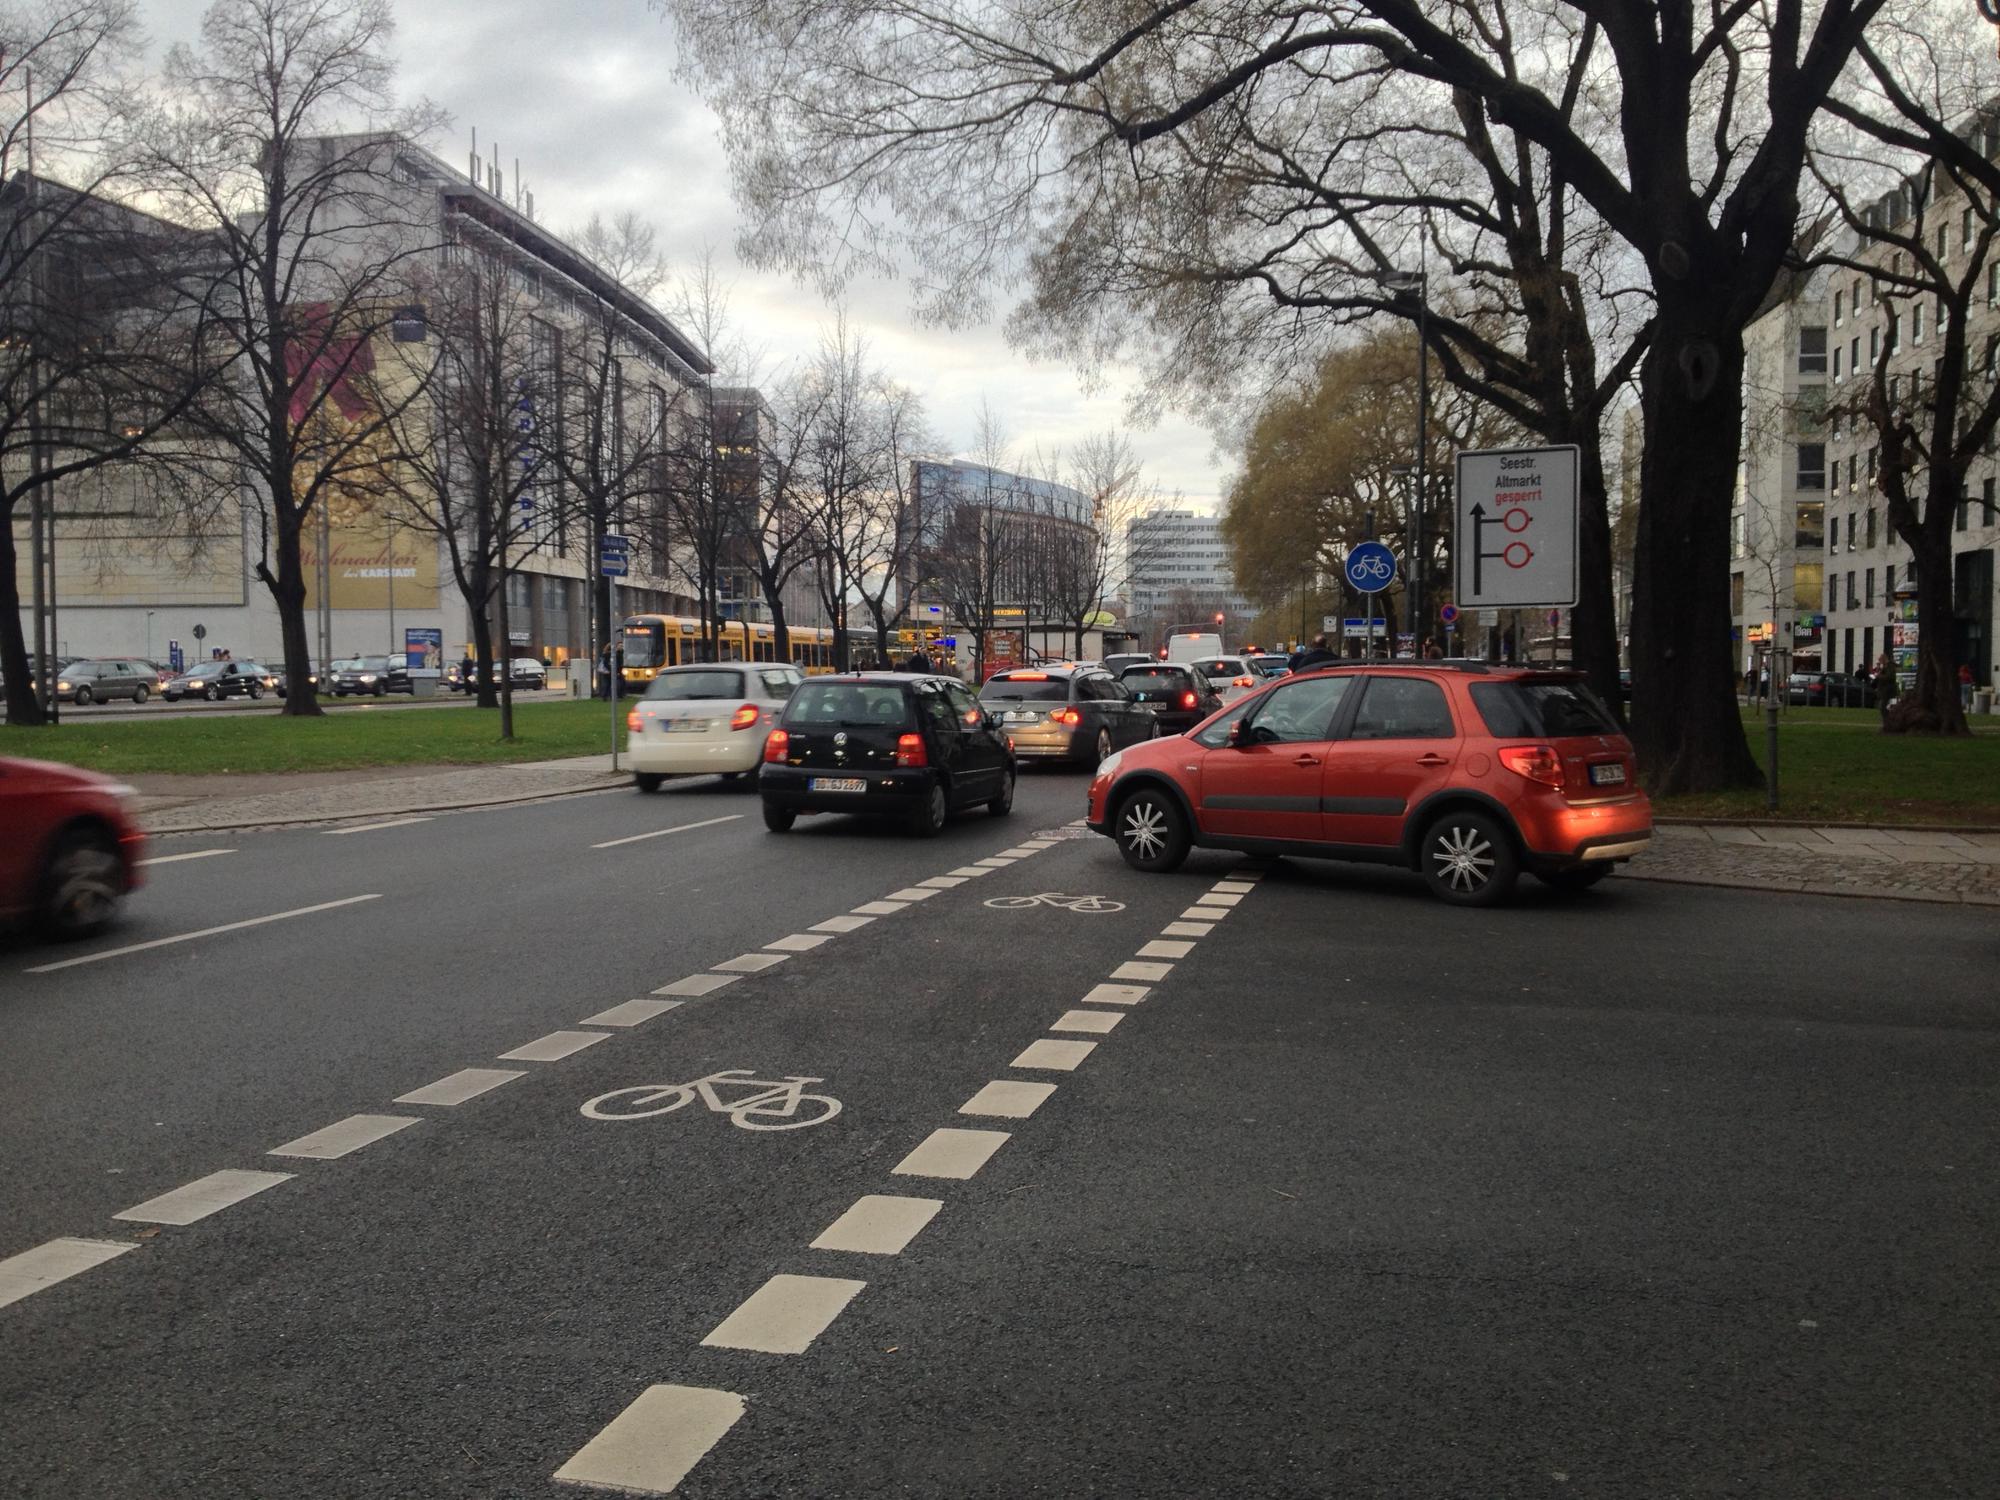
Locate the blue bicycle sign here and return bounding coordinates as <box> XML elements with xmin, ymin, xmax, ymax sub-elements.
<box><xmin>1345</xmin><ymin>541</ymin><xmax>1399</xmax><ymax>594</ymax></box>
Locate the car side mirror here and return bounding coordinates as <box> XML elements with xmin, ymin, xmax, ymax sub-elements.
<box><xmin>1227</xmin><ymin>718</ymin><xmax>1254</xmax><ymax>749</ymax></box>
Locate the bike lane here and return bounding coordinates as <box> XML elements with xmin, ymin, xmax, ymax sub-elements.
<box><xmin>0</xmin><ymin>805</ymin><xmax>1259</xmax><ymax>1498</ymax></box>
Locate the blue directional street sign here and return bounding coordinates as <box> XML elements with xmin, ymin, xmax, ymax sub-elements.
<box><xmin>599</xmin><ymin>533</ymin><xmax>631</xmax><ymax>578</ymax></box>
<box><xmin>1345</xmin><ymin>540</ymin><xmax>1398</xmax><ymax>595</ymax></box>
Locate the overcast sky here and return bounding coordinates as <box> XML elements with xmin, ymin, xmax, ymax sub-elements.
<box><xmin>140</xmin><ymin>0</ymin><xmax>1231</xmax><ymax>514</ymax></box>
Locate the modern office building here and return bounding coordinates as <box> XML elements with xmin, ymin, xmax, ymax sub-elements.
<box><xmin>1125</xmin><ymin>508</ymin><xmax>1252</xmax><ymax>642</ymax></box>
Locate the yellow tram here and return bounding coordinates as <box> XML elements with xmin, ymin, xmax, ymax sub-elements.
<box><xmin>618</xmin><ymin>614</ymin><xmax>841</xmax><ymax>691</ymax></box>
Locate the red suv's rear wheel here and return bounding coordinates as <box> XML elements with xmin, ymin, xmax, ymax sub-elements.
<box><xmin>1113</xmin><ymin>787</ymin><xmax>1190</xmax><ymax>873</ymax></box>
<box><xmin>1419</xmin><ymin>810</ymin><xmax>1519</xmax><ymax>906</ymax></box>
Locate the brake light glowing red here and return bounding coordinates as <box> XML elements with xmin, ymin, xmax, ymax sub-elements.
<box><xmin>763</xmin><ymin>729</ymin><xmax>789</xmax><ymax>763</ymax></box>
<box><xmin>1011</xmin><ymin>671</ymin><xmax>1049</xmax><ymax>680</ymax></box>
<box><xmin>1180</xmin><ymin>691</ymin><xmax>1197</xmax><ymax>709</ymax></box>
<box><xmin>1499</xmin><ymin>745</ymin><xmax>1565</xmax><ymax>788</ymax></box>
<box><xmin>626</xmin><ymin>709</ymin><xmax>642</xmax><ymax>732</ymax></box>
<box><xmin>895</xmin><ymin>732</ymin><xmax>928</xmax><ymax>768</ymax></box>
<box><xmin>1233</xmin><ymin>676</ymin><xmax>1253</xmax><ymax>688</ymax></box>
<box><xmin>1052</xmin><ymin>707</ymin><xmax>1082</xmax><ymax>726</ymax></box>
<box><xmin>729</xmin><ymin>702</ymin><xmax>759</xmax><ymax>730</ymax></box>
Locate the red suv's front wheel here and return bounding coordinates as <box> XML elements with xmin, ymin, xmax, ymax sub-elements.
<box><xmin>1420</xmin><ymin>810</ymin><xmax>1519</xmax><ymax>906</ymax></box>
<box><xmin>1113</xmin><ymin>787</ymin><xmax>1190</xmax><ymax>873</ymax></box>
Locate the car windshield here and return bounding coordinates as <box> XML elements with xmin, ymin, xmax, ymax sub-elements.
<box><xmin>186</xmin><ymin>663</ymin><xmax>222</xmax><ymax>677</ymax></box>
<box><xmin>1470</xmin><ymin>679</ymin><xmax>1620</xmax><ymax>738</ymax></box>
<box><xmin>331</xmin><ymin>659</ymin><xmax>361</xmax><ymax>672</ymax></box>
<box><xmin>979</xmin><ymin>676</ymin><xmax>1070</xmax><ymax>702</ymax></box>
<box><xmin>784</xmin><ymin>681</ymin><xmax>912</xmax><ymax>728</ymax></box>
<box><xmin>357</xmin><ymin>658</ymin><xmax>389</xmax><ymax>671</ymax></box>
<box><xmin>646</xmin><ymin>669</ymin><xmax>745</xmax><ymax>700</ymax></box>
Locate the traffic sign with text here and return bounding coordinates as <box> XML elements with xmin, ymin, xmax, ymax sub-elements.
<box><xmin>1453</xmin><ymin>445</ymin><xmax>1579</xmax><ymax>609</ymax></box>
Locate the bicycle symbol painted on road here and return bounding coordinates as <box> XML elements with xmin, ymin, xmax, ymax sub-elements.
<box><xmin>581</xmin><ymin>1070</ymin><xmax>841</xmax><ymax>1131</ymax></box>
<box><xmin>983</xmin><ymin>891</ymin><xmax>1127</xmax><ymax>914</ymax></box>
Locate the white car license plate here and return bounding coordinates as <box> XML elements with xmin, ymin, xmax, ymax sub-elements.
<box><xmin>809</xmin><ymin>776</ymin><xmax>866</xmax><ymax>793</ymax></box>
<box><xmin>667</xmin><ymin>717</ymin><xmax>709</xmax><ymax>733</ymax></box>
<box><xmin>1589</xmin><ymin>762</ymin><xmax>1627</xmax><ymax>786</ymax></box>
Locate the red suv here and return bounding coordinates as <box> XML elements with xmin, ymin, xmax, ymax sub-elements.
<box><xmin>1085</xmin><ymin>664</ymin><xmax>1651</xmax><ymax>905</ymax></box>
<box><xmin>0</xmin><ymin>757</ymin><xmax>147</xmax><ymax>938</ymax></box>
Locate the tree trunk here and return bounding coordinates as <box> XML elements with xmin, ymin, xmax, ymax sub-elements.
<box><xmin>1887</xmin><ymin>512</ymin><xmax>1969</xmax><ymax>734</ymax></box>
<box><xmin>0</xmin><ymin>513</ymin><xmax>48</xmax><ymax>725</ymax></box>
<box><xmin>268</xmin><ymin>504</ymin><xmax>323</xmax><ymax>717</ymax></box>
<box><xmin>1571</xmin><ymin>442</ymin><xmax>1624</xmax><ymax>723</ymax></box>
<box><xmin>1627</xmin><ymin>301</ymin><xmax>1761</xmax><ymax>795</ymax></box>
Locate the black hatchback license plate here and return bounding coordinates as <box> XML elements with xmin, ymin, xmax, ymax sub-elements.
<box><xmin>809</xmin><ymin>776</ymin><xmax>866</xmax><ymax>793</ymax></box>
<box><xmin>1589</xmin><ymin>762</ymin><xmax>1627</xmax><ymax>786</ymax></box>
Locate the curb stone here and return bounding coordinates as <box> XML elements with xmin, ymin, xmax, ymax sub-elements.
<box><xmin>143</xmin><ymin>775</ymin><xmax>630</xmax><ymax>837</ymax></box>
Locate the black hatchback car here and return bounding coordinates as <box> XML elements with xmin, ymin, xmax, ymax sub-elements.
<box><xmin>1116</xmin><ymin>662</ymin><xmax>1225</xmax><ymax>734</ymax></box>
<box><xmin>759</xmin><ymin>673</ymin><xmax>1015</xmax><ymax>836</ymax></box>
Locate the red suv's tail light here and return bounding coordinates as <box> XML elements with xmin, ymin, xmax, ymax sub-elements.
<box><xmin>1180</xmin><ymin>691</ymin><xmax>1197</xmax><ymax>709</ymax></box>
<box><xmin>895</xmin><ymin>732</ymin><xmax>928</xmax><ymax>767</ymax></box>
<box><xmin>626</xmin><ymin>709</ymin><xmax>642</xmax><ymax>732</ymax></box>
<box><xmin>729</xmin><ymin>702</ymin><xmax>760</xmax><ymax>730</ymax></box>
<box><xmin>1499</xmin><ymin>745</ymin><xmax>1565</xmax><ymax>789</ymax></box>
<box><xmin>763</xmin><ymin>729</ymin><xmax>789</xmax><ymax>763</ymax></box>
<box><xmin>1052</xmin><ymin>707</ymin><xmax>1082</xmax><ymax>726</ymax></box>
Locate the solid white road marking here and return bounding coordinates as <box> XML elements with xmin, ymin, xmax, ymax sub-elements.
<box><xmin>1080</xmin><ymin>982</ymin><xmax>1151</xmax><ymax>1006</ymax></box>
<box><xmin>653</xmin><ymin>973</ymin><xmax>741</xmax><ymax>997</ymax></box>
<box><xmin>553</xmin><ymin>1383</ymin><xmax>746</xmax><ymax>1494</ymax></box>
<box><xmin>960</xmin><ymin>1080</ymin><xmax>1058</xmax><ymax>1119</ymax></box>
<box><xmin>591</xmin><ymin>814</ymin><xmax>744</xmax><ymax>850</ymax></box>
<box><xmin>765</xmin><ymin>933</ymin><xmax>833</xmax><ymax>953</ymax></box>
<box><xmin>325</xmin><ymin>816</ymin><xmax>434</xmax><ymax>836</ymax></box>
<box><xmin>885</xmin><ymin>886</ymin><xmax>940</xmax><ymax>902</ymax></box>
<box><xmin>851</xmin><ymin>901</ymin><xmax>907</xmax><ymax>916</ymax></box>
<box><xmin>500</xmin><ymin>1030</ymin><xmax>612</xmax><ymax>1063</ymax></box>
<box><xmin>1181</xmin><ymin>905</ymin><xmax>1231</xmax><ymax>921</ymax></box>
<box><xmin>24</xmin><ymin>893</ymin><xmax>382</xmax><ymax>974</ymax></box>
<box><xmin>713</xmin><ymin>951</ymin><xmax>789</xmax><ymax>974</ymax></box>
<box><xmin>394</xmin><ymin>1068</ymin><xmax>527</xmax><ymax>1107</ymax></box>
<box><xmin>0</xmin><ymin>1239</ymin><xmax>137</xmax><ymax>1312</ymax></box>
<box><xmin>269</xmin><ymin>1113</ymin><xmax>419</xmax><ymax>1160</ymax></box>
<box><xmin>918</xmin><ymin>875</ymin><xmax>969</xmax><ymax>888</ymax></box>
<box><xmin>584</xmin><ymin>998</ymin><xmax>683</xmax><ymax>1027</ymax></box>
<box><xmin>1161</xmin><ymin>922</ymin><xmax>1215</xmax><ymax>939</ymax></box>
<box><xmin>810</xmin><ymin>915</ymin><xmax>875</xmax><ymax>934</ymax></box>
<box><xmin>701</xmin><ymin>1273</ymin><xmax>867</xmax><ymax>1355</ymax></box>
<box><xmin>112</xmin><ymin>1169</ymin><xmax>294</xmax><ymax>1225</ymax></box>
<box><xmin>947</xmin><ymin>866</ymin><xmax>996</xmax><ymax>878</ymax></box>
<box><xmin>892</xmin><ymin>1127</ymin><xmax>1011</xmax><ymax>1180</ymax></box>
<box><xmin>1110</xmin><ymin>960</ymin><xmax>1173</xmax><ymax>983</ymax></box>
<box><xmin>1136</xmin><ymin>939</ymin><xmax>1194</xmax><ymax>960</ymax></box>
<box><xmin>1051</xmin><ymin>1009</ymin><xmax>1123</xmax><ymax>1035</ymax></box>
<box><xmin>136</xmin><ymin>848</ymin><xmax>235</xmax><ymax>867</ymax></box>
<box><xmin>1012</xmin><ymin>1039</ymin><xmax>1097</xmax><ymax>1072</ymax></box>
<box><xmin>811</xmin><ymin>1195</ymin><xmax>943</xmax><ymax>1256</ymax></box>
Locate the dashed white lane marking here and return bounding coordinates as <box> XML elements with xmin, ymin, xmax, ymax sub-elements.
<box><xmin>918</xmin><ymin>876</ymin><xmax>968</xmax><ymax>889</ymax></box>
<box><xmin>0</xmin><ymin>1238</ymin><xmax>137</xmax><ymax>1311</ymax></box>
<box><xmin>1081</xmin><ymin>982</ymin><xmax>1151</xmax><ymax>1006</ymax></box>
<box><xmin>851</xmin><ymin>900</ymin><xmax>907</xmax><ymax>916</ymax></box>
<box><xmin>269</xmin><ymin>1113</ymin><xmax>419</xmax><ymax>1160</ymax></box>
<box><xmin>1110</xmin><ymin>960</ymin><xmax>1173</xmax><ymax>983</ymax></box>
<box><xmin>1181</xmin><ymin>905</ymin><xmax>1231</xmax><ymax>921</ymax></box>
<box><xmin>500</xmin><ymin>1030</ymin><xmax>612</xmax><ymax>1062</ymax></box>
<box><xmin>764</xmin><ymin>933</ymin><xmax>833</xmax><ymax>953</ymax></box>
<box><xmin>810</xmin><ymin>915</ymin><xmax>875</xmax><ymax>934</ymax></box>
<box><xmin>998</xmin><ymin>847</ymin><xmax>1040</xmax><ymax>857</ymax></box>
<box><xmin>1051</xmin><ymin>1009</ymin><xmax>1123</xmax><ymax>1035</ymax></box>
<box><xmin>654</xmin><ymin>973</ymin><xmax>741</xmax><ymax>997</ymax></box>
<box><xmin>947</xmin><ymin>866</ymin><xmax>996</xmax><ymax>878</ymax></box>
<box><xmin>112</xmin><ymin>1169</ymin><xmax>294</xmax><ymax>1225</ymax></box>
<box><xmin>959</xmin><ymin>1080</ymin><xmax>1058</xmax><ymax>1119</ymax></box>
<box><xmin>884</xmin><ymin>886</ymin><xmax>940</xmax><ymax>902</ymax></box>
<box><xmin>713</xmin><ymin>951</ymin><xmax>790</xmax><ymax>974</ymax></box>
<box><xmin>892</xmin><ymin>1127</ymin><xmax>1011</xmax><ymax>1180</ymax></box>
<box><xmin>584</xmin><ymin>998</ymin><xmax>683</xmax><ymax>1027</ymax></box>
<box><xmin>973</xmin><ymin>858</ymin><xmax>1016</xmax><ymax>868</ymax></box>
<box><xmin>701</xmin><ymin>1273</ymin><xmax>867</xmax><ymax>1355</ymax></box>
<box><xmin>810</xmin><ymin>1195</ymin><xmax>943</xmax><ymax>1256</ymax></box>
<box><xmin>1198</xmin><ymin>892</ymin><xmax>1245</xmax><ymax>907</ymax></box>
<box><xmin>24</xmin><ymin>893</ymin><xmax>382</xmax><ymax>974</ymax></box>
<box><xmin>552</xmin><ymin>1383</ymin><xmax>746</xmax><ymax>1494</ymax></box>
<box><xmin>136</xmin><ymin>848</ymin><xmax>236</xmax><ymax>867</ymax></box>
<box><xmin>1211</xmin><ymin>882</ymin><xmax>1256</xmax><ymax>895</ymax></box>
<box><xmin>1021</xmin><ymin>841</ymin><xmax>1058</xmax><ymax>849</ymax></box>
<box><xmin>590</xmin><ymin>814</ymin><xmax>744</xmax><ymax>850</ymax></box>
<box><xmin>1137</xmin><ymin>939</ymin><xmax>1194</xmax><ymax>960</ymax></box>
<box><xmin>324</xmin><ymin>816</ymin><xmax>434</xmax><ymax>836</ymax></box>
<box><xmin>394</xmin><ymin>1068</ymin><xmax>527</xmax><ymax>1107</ymax></box>
<box><xmin>1161</xmin><ymin>921</ymin><xmax>1214</xmax><ymax>938</ymax></box>
<box><xmin>1012</xmin><ymin>1039</ymin><xmax>1097</xmax><ymax>1072</ymax></box>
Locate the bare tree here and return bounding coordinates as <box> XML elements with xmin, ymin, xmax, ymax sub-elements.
<box><xmin>926</xmin><ymin>405</ymin><xmax>1018</xmax><ymax>680</ymax></box>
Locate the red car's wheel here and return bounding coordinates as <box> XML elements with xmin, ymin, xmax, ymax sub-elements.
<box><xmin>38</xmin><ymin>830</ymin><xmax>125</xmax><ymax>940</ymax></box>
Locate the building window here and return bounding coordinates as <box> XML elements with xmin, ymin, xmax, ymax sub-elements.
<box><xmin>1863</xmin><ymin>624</ymin><xmax>1874</xmax><ymax>667</ymax></box>
<box><xmin>1985</xmin><ymin>477</ymin><xmax>1997</xmax><ymax>524</ymax></box>
<box><xmin>1856</xmin><ymin>276</ymin><xmax>1866</xmax><ymax>308</ymax></box>
<box><xmin>1867</xmin><ymin>446</ymin><xmax>1878</xmax><ymax>479</ymax></box>
<box><xmin>1963</xmin><ymin>207</ymin><xmax>1974</xmax><ymax>251</ymax></box>
<box><xmin>1798</xmin><ymin>326</ymin><xmax>1827</xmax><ymax>374</ymax></box>
<box><xmin>1827</xmin><ymin>577</ymin><xmax>1839</xmax><ymax>614</ymax></box>
<box><xmin>1866</xmin><ymin>507</ymin><xmax>1877</xmax><ymax>548</ymax></box>
<box><xmin>1865</xmin><ymin>568</ymin><xmax>1875</xmax><ymax>608</ymax></box>
<box><xmin>1869</xmin><ymin>327</ymin><xmax>1879</xmax><ymax>360</ymax></box>
<box><xmin>1913</xmin><ymin>304</ymin><xmax>1924</xmax><ymax>345</ymax></box>
<box><xmin>1846</xmin><ymin>571</ymin><xmax>1858</xmax><ymax>609</ymax></box>
<box><xmin>1886</xmin><ymin>562</ymin><xmax>1897</xmax><ymax>593</ymax></box>
<box><xmin>1832</xmin><ymin>345</ymin><xmax>1842</xmax><ymax>380</ymax></box>
<box><xmin>1795</xmin><ymin>443</ymin><xmax>1826</xmax><ymax>490</ymax></box>
<box><xmin>1959</xmin><ymin>493</ymin><xmax>1971</xmax><ymax>531</ymax></box>
<box><xmin>1937</xmin><ymin>224</ymin><xmax>1949</xmax><ymax>260</ymax></box>
<box><xmin>1989</xmin><ymin>264</ymin><xmax>1999</xmax><ymax>306</ymax></box>
<box><xmin>1829</xmin><ymin>513</ymin><xmax>1841</xmax><ymax>551</ymax></box>
<box><xmin>1843</xmin><ymin>626</ymin><xmax>1854</xmax><ymax>672</ymax></box>
<box><xmin>1834</xmin><ymin>290</ymin><xmax>1845</xmax><ymax>324</ymax></box>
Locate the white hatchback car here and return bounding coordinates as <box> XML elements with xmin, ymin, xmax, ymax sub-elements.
<box><xmin>625</xmin><ymin>663</ymin><xmax>805</xmax><ymax>792</ymax></box>
<box><xmin>1189</xmin><ymin>655</ymin><xmax>1259</xmax><ymax>703</ymax></box>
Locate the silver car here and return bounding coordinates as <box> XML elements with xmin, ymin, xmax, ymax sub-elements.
<box><xmin>978</xmin><ymin>665</ymin><xmax>1156</xmax><ymax>767</ymax></box>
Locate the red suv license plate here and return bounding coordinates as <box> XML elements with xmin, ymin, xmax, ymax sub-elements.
<box><xmin>1589</xmin><ymin>762</ymin><xmax>1627</xmax><ymax>786</ymax></box>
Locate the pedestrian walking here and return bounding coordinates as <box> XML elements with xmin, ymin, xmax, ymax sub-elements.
<box><xmin>1959</xmin><ymin>663</ymin><xmax>1975</xmax><ymax>711</ymax></box>
<box><xmin>1874</xmin><ymin>651</ymin><xmax>1898</xmax><ymax>722</ymax></box>
<box><xmin>1423</xmin><ymin>638</ymin><xmax>1444</xmax><ymax>660</ymax></box>
<box><xmin>901</xmin><ymin>647</ymin><xmax>933</xmax><ymax>673</ymax></box>
<box><xmin>1288</xmin><ymin>634</ymin><xmax>1338</xmax><ymax>672</ymax></box>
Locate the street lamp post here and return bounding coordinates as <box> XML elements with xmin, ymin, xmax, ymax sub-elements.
<box><xmin>1382</xmin><ymin>269</ymin><xmax>1429</xmax><ymax>651</ymax></box>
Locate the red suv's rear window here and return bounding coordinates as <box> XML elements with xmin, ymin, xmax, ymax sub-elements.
<box><xmin>1470</xmin><ymin>680</ymin><xmax>1620</xmax><ymax>738</ymax></box>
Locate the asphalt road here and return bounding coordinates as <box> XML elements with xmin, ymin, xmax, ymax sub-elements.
<box><xmin>2</xmin><ymin>771</ymin><xmax>1996</xmax><ymax>1498</ymax></box>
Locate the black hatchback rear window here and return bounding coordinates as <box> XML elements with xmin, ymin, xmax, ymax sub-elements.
<box><xmin>785</xmin><ymin>681</ymin><xmax>913</xmax><ymax>728</ymax></box>
<box><xmin>1121</xmin><ymin>666</ymin><xmax>1192</xmax><ymax>686</ymax></box>
<box><xmin>1470</xmin><ymin>680</ymin><xmax>1620</xmax><ymax>738</ymax></box>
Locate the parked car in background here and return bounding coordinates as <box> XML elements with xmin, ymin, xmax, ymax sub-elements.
<box><xmin>0</xmin><ymin>756</ymin><xmax>145</xmax><ymax>938</ymax></box>
<box><xmin>1100</xmin><ymin>652</ymin><xmax>1154</xmax><ymax>678</ymax></box>
<box><xmin>1088</xmin><ymin>663</ymin><xmax>1652</xmax><ymax>906</ymax></box>
<box><xmin>760</xmin><ymin>672</ymin><xmax>1014</xmax><ymax>836</ymax></box>
<box><xmin>626</xmin><ymin>663</ymin><xmax>803</xmax><ymax>792</ymax></box>
<box><xmin>273</xmin><ymin>667</ymin><xmax>319</xmax><ymax>699</ymax></box>
<box><xmin>55</xmin><ymin>659</ymin><xmax>162</xmax><ymax>705</ymax></box>
<box><xmin>330</xmin><ymin>654</ymin><xmax>412</xmax><ymax>697</ymax></box>
<box><xmin>162</xmin><ymin>660</ymin><xmax>277</xmax><ymax>701</ymax></box>
<box><xmin>1116</xmin><ymin>662</ymin><xmax>1225</xmax><ymax>734</ymax></box>
<box><xmin>488</xmin><ymin>657</ymin><xmax>548</xmax><ymax>692</ymax></box>
<box><xmin>978</xmin><ymin>664</ymin><xmax>1155</xmax><ymax>767</ymax></box>
<box><xmin>1787</xmin><ymin>671</ymin><xmax>1871</xmax><ymax>707</ymax></box>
